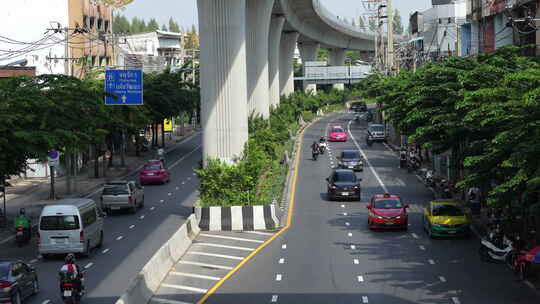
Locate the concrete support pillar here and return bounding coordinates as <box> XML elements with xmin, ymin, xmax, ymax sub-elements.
<box><xmin>246</xmin><ymin>0</ymin><xmax>274</xmax><ymax>119</ymax></box>
<box><xmin>268</xmin><ymin>15</ymin><xmax>285</xmax><ymax>109</ymax></box>
<box><xmin>328</xmin><ymin>48</ymin><xmax>346</xmax><ymax>90</ymax></box>
<box><xmin>279</xmin><ymin>31</ymin><xmax>299</xmax><ymax>97</ymax></box>
<box><xmin>298</xmin><ymin>42</ymin><xmax>320</xmax><ymax>94</ymax></box>
<box><xmin>198</xmin><ymin>0</ymin><xmax>249</xmax><ymax>164</ymax></box>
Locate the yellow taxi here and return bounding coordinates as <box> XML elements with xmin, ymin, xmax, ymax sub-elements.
<box><xmin>422</xmin><ymin>199</ymin><xmax>471</xmax><ymax>238</ymax></box>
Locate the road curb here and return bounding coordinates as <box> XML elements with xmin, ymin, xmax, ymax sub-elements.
<box><xmin>115</xmin><ymin>214</ymin><xmax>200</xmax><ymax>304</ymax></box>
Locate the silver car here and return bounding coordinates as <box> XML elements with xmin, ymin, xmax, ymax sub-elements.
<box><xmin>101</xmin><ymin>181</ymin><xmax>144</xmax><ymax>214</ymax></box>
<box><xmin>367</xmin><ymin>124</ymin><xmax>387</xmax><ymax>142</ymax></box>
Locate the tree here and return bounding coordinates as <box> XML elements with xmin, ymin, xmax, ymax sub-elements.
<box><xmin>168</xmin><ymin>17</ymin><xmax>181</xmax><ymax>33</ymax></box>
<box><xmin>113</xmin><ymin>15</ymin><xmax>130</xmax><ymax>33</ymax></box>
<box><xmin>147</xmin><ymin>18</ymin><xmax>159</xmax><ymax>31</ymax></box>
<box><xmin>161</xmin><ymin>24</ymin><xmax>168</xmax><ymax>31</ymax></box>
<box><xmin>393</xmin><ymin>9</ymin><xmax>404</xmax><ymax>35</ymax></box>
<box><xmin>184</xmin><ymin>25</ymin><xmax>200</xmax><ymax>49</ymax></box>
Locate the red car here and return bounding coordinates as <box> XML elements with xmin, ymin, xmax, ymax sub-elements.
<box><xmin>139</xmin><ymin>160</ymin><xmax>170</xmax><ymax>185</ymax></box>
<box><xmin>328</xmin><ymin>125</ymin><xmax>348</xmax><ymax>142</ymax></box>
<box><xmin>367</xmin><ymin>194</ymin><xmax>409</xmax><ymax>230</ymax></box>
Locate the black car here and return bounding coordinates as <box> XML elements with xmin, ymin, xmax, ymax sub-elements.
<box><xmin>351</xmin><ymin>101</ymin><xmax>367</xmax><ymax>112</ymax></box>
<box><xmin>0</xmin><ymin>260</ymin><xmax>39</xmax><ymax>304</ymax></box>
<box><xmin>326</xmin><ymin>169</ymin><xmax>361</xmax><ymax>201</ymax></box>
<box><xmin>338</xmin><ymin>150</ymin><xmax>364</xmax><ymax>171</ymax></box>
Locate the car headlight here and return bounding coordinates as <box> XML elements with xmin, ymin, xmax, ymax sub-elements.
<box><xmin>330</xmin><ymin>185</ymin><xmax>337</xmax><ymax>189</ymax></box>
<box><xmin>353</xmin><ymin>185</ymin><xmax>360</xmax><ymax>189</ymax></box>
<box><xmin>369</xmin><ymin>211</ymin><xmax>382</xmax><ymax>219</ymax></box>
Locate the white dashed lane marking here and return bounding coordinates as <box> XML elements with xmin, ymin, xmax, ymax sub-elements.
<box><xmin>347</xmin><ymin>232</ymin><xmax>353</xmax><ymax>237</ymax></box>
<box><xmin>160</xmin><ymin>199</ymin><xmax>164</xmax><ymax>203</ymax></box>
<box><xmin>452</xmin><ymin>297</ymin><xmax>461</xmax><ymax>304</ymax></box>
<box><xmin>279</xmin><ymin>258</ymin><xmax>285</xmax><ymax>264</ymax></box>
<box><xmin>116</xmin><ymin>236</ymin><xmax>124</xmax><ymax>241</ymax></box>
<box><xmin>275</xmin><ymin>274</ymin><xmax>282</xmax><ymax>281</ymax></box>
<box><xmin>182</xmin><ymin>182</ymin><xmax>185</xmax><ymax>185</ymax></box>
<box><xmin>411</xmin><ymin>233</ymin><xmax>419</xmax><ymax>239</ymax></box>
<box><xmin>129</xmin><ymin>225</ymin><xmax>135</xmax><ymax>229</ymax></box>
<box><xmin>139</xmin><ymin>215</ymin><xmax>145</xmax><ymax>220</ymax></box>
<box><xmin>282</xmin><ymin>244</ymin><xmax>287</xmax><ymax>249</ymax></box>
<box><xmin>439</xmin><ymin>276</ymin><xmax>447</xmax><ymax>282</ymax></box>
<box><xmin>357</xmin><ymin>275</ymin><xmax>364</xmax><ymax>282</ymax></box>
<box><xmin>29</xmin><ymin>259</ymin><xmax>38</xmax><ymax>264</ymax></box>
<box><xmin>343</xmin><ymin>212</ymin><xmax>348</xmax><ymax>216</ymax></box>
<box><xmin>350</xmin><ymin>244</ymin><xmax>356</xmax><ymax>250</ymax></box>
<box><xmin>362</xmin><ymin>296</ymin><xmax>369</xmax><ymax>303</ymax></box>
<box><xmin>176</xmin><ymin>187</ymin><xmax>179</xmax><ymax>190</ymax></box>
<box><xmin>150</xmin><ymin>207</ymin><xmax>155</xmax><ymax>211</ymax></box>
<box><xmin>102</xmin><ymin>248</ymin><xmax>110</xmax><ymax>254</ymax></box>
<box><xmin>428</xmin><ymin>259</ymin><xmax>435</xmax><ymax>265</ymax></box>
<box><xmin>42</xmin><ymin>300</ymin><xmax>51</xmax><ymax>304</ymax></box>
<box><xmin>162</xmin><ymin>284</ymin><xmax>207</xmax><ymax>293</ymax></box>
<box><xmin>341</xmin><ymin>204</ymin><xmax>345</xmax><ymax>208</ymax></box>
<box><xmin>84</xmin><ymin>262</ymin><xmax>93</xmax><ymax>269</ymax></box>
<box><xmin>244</xmin><ymin>231</ymin><xmax>274</xmax><ymax>236</ymax></box>
<box><xmin>196</xmin><ymin>243</ymin><xmax>254</xmax><ymax>251</ymax></box>
<box><xmin>271</xmin><ymin>295</ymin><xmax>278</xmax><ymax>302</ymax></box>
<box><xmin>168</xmin><ymin>193</ymin><xmax>172</xmax><ymax>196</ymax></box>
<box><xmin>345</xmin><ymin>222</ymin><xmax>350</xmax><ymax>226</ymax></box>
<box><xmin>354</xmin><ymin>259</ymin><xmax>359</xmax><ymax>264</ymax></box>
<box><xmin>419</xmin><ymin>245</ymin><xmax>426</xmax><ymax>250</ymax></box>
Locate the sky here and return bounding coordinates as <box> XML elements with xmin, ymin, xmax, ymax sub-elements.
<box><xmin>122</xmin><ymin>0</ymin><xmax>432</xmax><ymax>31</ymax></box>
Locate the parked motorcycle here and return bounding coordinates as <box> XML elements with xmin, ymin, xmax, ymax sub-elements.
<box><xmin>479</xmin><ymin>234</ymin><xmax>514</xmax><ymax>263</ymax></box>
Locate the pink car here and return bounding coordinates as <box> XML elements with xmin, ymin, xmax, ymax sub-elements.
<box><xmin>139</xmin><ymin>160</ymin><xmax>170</xmax><ymax>185</ymax></box>
<box><xmin>328</xmin><ymin>126</ymin><xmax>348</xmax><ymax>142</ymax></box>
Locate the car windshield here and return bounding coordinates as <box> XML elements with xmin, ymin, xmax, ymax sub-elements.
<box><xmin>374</xmin><ymin>199</ymin><xmax>403</xmax><ymax>209</ymax></box>
<box><xmin>333</xmin><ymin>171</ymin><xmax>356</xmax><ymax>182</ymax></box>
<box><xmin>432</xmin><ymin>204</ymin><xmax>464</xmax><ymax>216</ymax></box>
<box><xmin>331</xmin><ymin>128</ymin><xmax>344</xmax><ymax>133</ymax></box>
<box><xmin>103</xmin><ymin>184</ymin><xmax>129</xmax><ymax>195</ymax></box>
<box><xmin>342</xmin><ymin>151</ymin><xmax>360</xmax><ymax>159</ymax></box>
<box><xmin>144</xmin><ymin>164</ymin><xmax>161</xmax><ymax>170</ymax></box>
<box><xmin>0</xmin><ymin>263</ymin><xmax>9</xmax><ymax>280</ymax></box>
<box><xmin>370</xmin><ymin>125</ymin><xmax>384</xmax><ymax>132</ymax></box>
<box><xmin>40</xmin><ymin>215</ymin><xmax>80</xmax><ymax>230</ymax></box>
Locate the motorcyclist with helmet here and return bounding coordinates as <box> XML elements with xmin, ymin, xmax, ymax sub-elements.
<box><xmin>59</xmin><ymin>253</ymin><xmax>85</xmax><ymax>297</ymax></box>
<box><xmin>14</xmin><ymin>208</ymin><xmax>31</xmax><ymax>243</ymax></box>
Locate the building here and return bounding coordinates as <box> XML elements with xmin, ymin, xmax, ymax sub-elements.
<box><xmin>0</xmin><ymin>0</ymin><xmax>113</xmax><ymax>77</ymax></box>
<box><xmin>116</xmin><ymin>30</ymin><xmax>186</xmax><ymax>73</ymax></box>
<box><xmin>0</xmin><ymin>66</ymin><xmax>36</xmax><ymax>78</ymax></box>
<box><xmin>409</xmin><ymin>0</ymin><xmax>467</xmax><ymax>62</ymax></box>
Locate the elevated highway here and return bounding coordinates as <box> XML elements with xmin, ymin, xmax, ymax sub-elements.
<box><xmin>197</xmin><ymin>0</ymin><xmax>376</xmax><ymax>164</ymax></box>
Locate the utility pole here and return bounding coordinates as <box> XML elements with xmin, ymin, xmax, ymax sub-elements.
<box><xmin>387</xmin><ymin>0</ymin><xmax>394</xmax><ymax>75</ymax></box>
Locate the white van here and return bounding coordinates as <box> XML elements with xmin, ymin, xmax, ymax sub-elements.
<box><xmin>38</xmin><ymin>198</ymin><xmax>104</xmax><ymax>258</ymax></box>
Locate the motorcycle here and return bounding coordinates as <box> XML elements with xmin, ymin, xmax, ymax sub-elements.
<box><xmin>15</xmin><ymin>227</ymin><xmax>31</xmax><ymax>247</ymax></box>
<box><xmin>425</xmin><ymin>170</ymin><xmax>435</xmax><ymax>187</ymax></box>
<box><xmin>312</xmin><ymin>149</ymin><xmax>319</xmax><ymax>161</ymax></box>
<box><xmin>61</xmin><ymin>281</ymin><xmax>81</xmax><ymax>304</ymax></box>
<box><xmin>479</xmin><ymin>234</ymin><xmax>514</xmax><ymax>263</ymax></box>
<box><xmin>318</xmin><ymin>142</ymin><xmax>327</xmax><ymax>155</ymax></box>
<box><xmin>508</xmin><ymin>235</ymin><xmax>540</xmax><ymax>281</ymax></box>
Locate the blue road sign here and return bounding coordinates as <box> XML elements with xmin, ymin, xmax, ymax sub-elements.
<box><xmin>105</xmin><ymin>69</ymin><xmax>143</xmax><ymax>105</ymax></box>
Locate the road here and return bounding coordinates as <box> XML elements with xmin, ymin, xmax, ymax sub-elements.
<box><xmin>0</xmin><ymin>133</ymin><xmax>202</xmax><ymax>304</ymax></box>
<box><xmin>204</xmin><ymin>112</ymin><xmax>540</xmax><ymax>304</ymax></box>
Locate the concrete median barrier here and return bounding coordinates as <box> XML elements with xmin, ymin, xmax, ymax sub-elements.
<box><xmin>114</xmin><ymin>214</ymin><xmax>200</xmax><ymax>304</ymax></box>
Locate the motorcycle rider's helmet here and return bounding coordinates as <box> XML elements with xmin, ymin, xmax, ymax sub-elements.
<box><xmin>19</xmin><ymin>208</ymin><xmax>26</xmax><ymax>215</ymax></box>
<box><xmin>65</xmin><ymin>253</ymin><xmax>76</xmax><ymax>264</ymax></box>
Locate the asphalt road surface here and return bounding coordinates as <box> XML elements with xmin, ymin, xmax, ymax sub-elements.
<box><xmin>203</xmin><ymin>112</ymin><xmax>540</xmax><ymax>304</ymax></box>
<box><xmin>0</xmin><ymin>133</ymin><xmax>202</xmax><ymax>304</ymax></box>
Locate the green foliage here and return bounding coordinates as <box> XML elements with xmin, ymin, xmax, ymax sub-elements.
<box><xmin>0</xmin><ymin>68</ymin><xmax>200</xmax><ymax>179</ymax></box>
<box><xmin>113</xmin><ymin>15</ymin><xmax>184</xmax><ymax>34</ymax></box>
<box><xmin>197</xmin><ymin>89</ymin><xmax>355</xmax><ymax>206</ymax></box>
<box><xmin>355</xmin><ymin>46</ymin><xmax>540</xmax><ymax>208</ymax></box>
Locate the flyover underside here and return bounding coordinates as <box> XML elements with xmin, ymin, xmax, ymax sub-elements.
<box><xmin>275</xmin><ymin>0</ymin><xmax>375</xmax><ymax>51</ymax></box>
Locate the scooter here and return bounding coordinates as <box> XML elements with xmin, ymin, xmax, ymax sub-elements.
<box><xmin>479</xmin><ymin>234</ymin><xmax>514</xmax><ymax>263</ymax></box>
<box><xmin>15</xmin><ymin>227</ymin><xmax>31</xmax><ymax>247</ymax></box>
<box><xmin>318</xmin><ymin>142</ymin><xmax>327</xmax><ymax>155</ymax></box>
<box><xmin>312</xmin><ymin>149</ymin><xmax>319</xmax><ymax>161</ymax></box>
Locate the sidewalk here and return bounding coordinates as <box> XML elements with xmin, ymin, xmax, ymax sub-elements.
<box><xmin>0</xmin><ymin>127</ymin><xmax>198</xmax><ymax>243</ymax></box>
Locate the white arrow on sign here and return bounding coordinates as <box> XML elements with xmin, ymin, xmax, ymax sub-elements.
<box><xmin>121</xmin><ymin>95</ymin><xmax>127</xmax><ymax>103</ymax></box>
